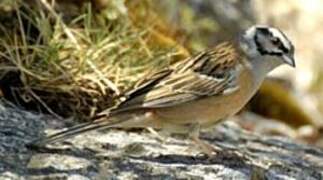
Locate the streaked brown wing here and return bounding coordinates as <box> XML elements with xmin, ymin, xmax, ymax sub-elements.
<box><xmin>109</xmin><ymin>43</ymin><xmax>240</xmax><ymax>114</ymax></box>
<box><xmin>124</xmin><ymin>69</ymin><xmax>173</xmax><ymax>100</ymax></box>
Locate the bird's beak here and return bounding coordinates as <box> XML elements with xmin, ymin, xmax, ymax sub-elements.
<box><xmin>283</xmin><ymin>54</ymin><xmax>296</xmax><ymax>68</ymax></box>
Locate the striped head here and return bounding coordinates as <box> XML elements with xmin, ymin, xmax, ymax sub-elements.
<box><xmin>240</xmin><ymin>25</ymin><xmax>295</xmax><ymax>68</ymax></box>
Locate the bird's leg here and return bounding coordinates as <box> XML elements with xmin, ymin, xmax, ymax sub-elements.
<box><xmin>188</xmin><ymin>123</ymin><xmax>221</xmax><ymax>157</ymax></box>
<box><xmin>146</xmin><ymin>127</ymin><xmax>169</xmax><ymax>143</ymax></box>
<box><xmin>189</xmin><ymin>123</ymin><xmax>248</xmax><ymax>160</ymax></box>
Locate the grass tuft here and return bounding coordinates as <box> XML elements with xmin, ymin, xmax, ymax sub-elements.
<box><xmin>0</xmin><ymin>0</ymin><xmax>188</xmax><ymax>121</ymax></box>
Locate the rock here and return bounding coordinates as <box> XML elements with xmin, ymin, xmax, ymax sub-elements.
<box><xmin>0</xmin><ymin>99</ymin><xmax>323</xmax><ymax>179</ymax></box>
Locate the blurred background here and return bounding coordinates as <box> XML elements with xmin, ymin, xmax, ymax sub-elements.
<box><xmin>0</xmin><ymin>0</ymin><xmax>323</xmax><ymax>147</ymax></box>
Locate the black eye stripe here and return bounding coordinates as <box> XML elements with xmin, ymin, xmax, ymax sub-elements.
<box><xmin>272</xmin><ymin>39</ymin><xmax>289</xmax><ymax>53</ymax></box>
<box><xmin>266</xmin><ymin>51</ymin><xmax>283</xmax><ymax>56</ymax></box>
<box><xmin>257</xmin><ymin>27</ymin><xmax>271</xmax><ymax>36</ymax></box>
<box><xmin>254</xmin><ymin>34</ymin><xmax>284</xmax><ymax>56</ymax></box>
<box><xmin>271</xmin><ymin>37</ymin><xmax>289</xmax><ymax>53</ymax></box>
<box><xmin>274</xmin><ymin>29</ymin><xmax>292</xmax><ymax>53</ymax></box>
<box><xmin>254</xmin><ymin>33</ymin><xmax>266</xmax><ymax>55</ymax></box>
<box><xmin>280</xmin><ymin>44</ymin><xmax>289</xmax><ymax>53</ymax></box>
<box><xmin>255</xmin><ymin>27</ymin><xmax>290</xmax><ymax>54</ymax></box>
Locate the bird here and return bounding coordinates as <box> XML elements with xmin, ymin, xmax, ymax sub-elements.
<box><xmin>29</xmin><ymin>25</ymin><xmax>295</xmax><ymax>156</ymax></box>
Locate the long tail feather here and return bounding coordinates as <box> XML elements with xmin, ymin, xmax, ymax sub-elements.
<box><xmin>30</xmin><ymin>113</ymin><xmax>131</xmax><ymax>147</ymax></box>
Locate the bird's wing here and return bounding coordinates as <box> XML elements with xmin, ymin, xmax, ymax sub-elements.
<box><xmin>111</xmin><ymin>42</ymin><xmax>241</xmax><ymax>114</ymax></box>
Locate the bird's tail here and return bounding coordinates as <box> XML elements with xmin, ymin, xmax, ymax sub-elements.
<box><xmin>29</xmin><ymin>112</ymin><xmax>144</xmax><ymax>147</ymax></box>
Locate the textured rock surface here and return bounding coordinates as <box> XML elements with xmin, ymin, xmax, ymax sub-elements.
<box><xmin>0</xmin><ymin>99</ymin><xmax>323</xmax><ymax>180</ymax></box>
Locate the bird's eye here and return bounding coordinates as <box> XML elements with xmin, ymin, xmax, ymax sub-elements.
<box><xmin>272</xmin><ymin>37</ymin><xmax>281</xmax><ymax>45</ymax></box>
<box><xmin>271</xmin><ymin>37</ymin><xmax>289</xmax><ymax>53</ymax></box>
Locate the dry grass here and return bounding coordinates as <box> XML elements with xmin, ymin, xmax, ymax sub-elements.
<box><xmin>0</xmin><ymin>0</ymin><xmax>188</xmax><ymax>121</ymax></box>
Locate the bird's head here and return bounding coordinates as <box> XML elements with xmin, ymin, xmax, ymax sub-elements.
<box><xmin>240</xmin><ymin>25</ymin><xmax>295</xmax><ymax>68</ymax></box>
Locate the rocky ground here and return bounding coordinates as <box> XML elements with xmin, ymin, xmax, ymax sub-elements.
<box><xmin>0</xmin><ymin>99</ymin><xmax>323</xmax><ymax>179</ymax></box>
